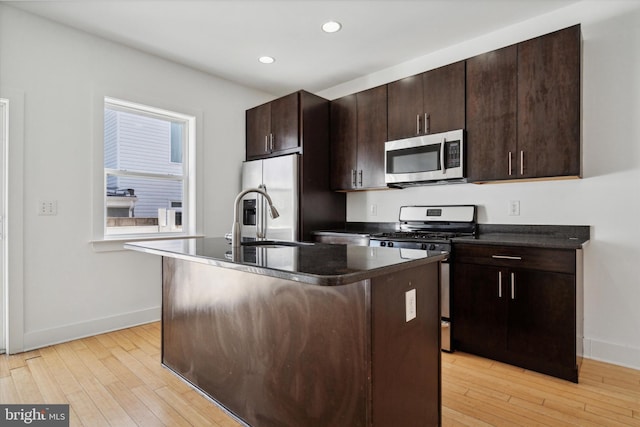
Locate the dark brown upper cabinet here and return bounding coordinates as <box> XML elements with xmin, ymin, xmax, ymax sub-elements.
<box><xmin>387</xmin><ymin>61</ymin><xmax>465</xmax><ymax>141</ymax></box>
<box><xmin>246</xmin><ymin>91</ymin><xmax>299</xmax><ymax>160</ymax></box>
<box><xmin>466</xmin><ymin>45</ymin><xmax>518</xmax><ymax>181</ymax></box>
<box><xmin>517</xmin><ymin>24</ymin><xmax>581</xmax><ymax>179</ymax></box>
<box><xmin>330</xmin><ymin>85</ymin><xmax>388</xmax><ymax>191</ymax></box>
<box><xmin>466</xmin><ymin>25</ymin><xmax>581</xmax><ymax>182</ymax></box>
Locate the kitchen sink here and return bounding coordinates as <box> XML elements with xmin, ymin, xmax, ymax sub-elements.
<box><xmin>240</xmin><ymin>240</ymin><xmax>314</xmax><ymax>249</ymax></box>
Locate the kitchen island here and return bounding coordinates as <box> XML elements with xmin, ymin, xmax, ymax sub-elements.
<box><xmin>126</xmin><ymin>237</ymin><xmax>446</xmax><ymax>427</ymax></box>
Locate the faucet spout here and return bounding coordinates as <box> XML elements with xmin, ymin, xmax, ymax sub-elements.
<box><xmin>231</xmin><ymin>188</ymin><xmax>279</xmax><ymax>248</ymax></box>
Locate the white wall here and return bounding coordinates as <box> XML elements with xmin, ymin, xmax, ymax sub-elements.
<box><xmin>318</xmin><ymin>1</ymin><xmax>640</xmax><ymax>369</ymax></box>
<box><xmin>0</xmin><ymin>4</ymin><xmax>272</xmax><ymax>351</ymax></box>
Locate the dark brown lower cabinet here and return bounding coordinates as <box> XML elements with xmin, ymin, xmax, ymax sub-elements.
<box><xmin>452</xmin><ymin>244</ymin><xmax>582</xmax><ymax>382</ymax></box>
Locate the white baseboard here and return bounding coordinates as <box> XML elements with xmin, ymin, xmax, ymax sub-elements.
<box><xmin>583</xmin><ymin>337</ymin><xmax>640</xmax><ymax>371</ymax></box>
<box><xmin>21</xmin><ymin>306</ymin><xmax>161</xmax><ymax>353</ymax></box>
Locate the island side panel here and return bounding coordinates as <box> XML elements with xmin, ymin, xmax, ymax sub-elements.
<box><xmin>371</xmin><ymin>262</ymin><xmax>441</xmax><ymax>427</ymax></box>
<box><xmin>162</xmin><ymin>257</ymin><xmax>370</xmax><ymax>427</ymax></box>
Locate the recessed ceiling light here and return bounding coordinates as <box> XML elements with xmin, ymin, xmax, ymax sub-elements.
<box><xmin>322</xmin><ymin>21</ymin><xmax>342</xmax><ymax>33</ymax></box>
<box><xmin>259</xmin><ymin>56</ymin><xmax>275</xmax><ymax>64</ymax></box>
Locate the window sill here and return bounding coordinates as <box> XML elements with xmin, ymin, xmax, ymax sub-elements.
<box><xmin>91</xmin><ymin>234</ymin><xmax>205</xmax><ymax>253</ymax></box>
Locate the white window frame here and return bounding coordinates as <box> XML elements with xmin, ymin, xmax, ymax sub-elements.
<box><xmin>93</xmin><ymin>94</ymin><xmax>200</xmax><ymax>247</ymax></box>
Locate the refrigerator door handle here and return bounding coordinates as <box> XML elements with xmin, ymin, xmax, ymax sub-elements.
<box><xmin>257</xmin><ymin>184</ymin><xmax>266</xmax><ymax>238</ymax></box>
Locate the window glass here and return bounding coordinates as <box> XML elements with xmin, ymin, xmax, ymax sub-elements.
<box><xmin>104</xmin><ymin>98</ymin><xmax>193</xmax><ymax>237</ymax></box>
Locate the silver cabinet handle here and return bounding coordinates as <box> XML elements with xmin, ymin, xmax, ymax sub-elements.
<box><xmin>425</xmin><ymin>113</ymin><xmax>430</xmax><ymax>134</ymax></box>
<box><xmin>492</xmin><ymin>255</ymin><xmax>522</xmax><ymax>260</ymax></box>
<box><xmin>520</xmin><ymin>150</ymin><xmax>524</xmax><ymax>175</ymax></box>
<box><xmin>440</xmin><ymin>141</ymin><xmax>446</xmax><ymax>175</ymax></box>
<box><xmin>498</xmin><ymin>271</ymin><xmax>503</xmax><ymax>298</ymax></box>
<box><xmin>269</xmin><ymin>133</ymin><xmax>274</xmax><ymax>151</ymax></box>
<box><xmin>264</xmin><ymin>135</ymin><xmax>269</xmax><ymax>153</ymax></box>
<box><xmin>351</xmin><ymin>170</ymin><xmax>357</xmax><ymax>188</ymax></box>
<box><xmin>511</xmin><ymin>272</ymin><xmax>516</xmax><ymax>299</ymax></box>
<box><xmin>508</xmin><ymin>152</ymin><xmax>513</xmax><ymax>176</ymax></box>
<box><xmin>358</xmin><ymin>170</ymin><xmax>363</xmax><ymax>187</ymax></box>
<box><xmin>416</xmin><ymin>114</ymin><xmax>420</xmax><ymax>135</ymax></box>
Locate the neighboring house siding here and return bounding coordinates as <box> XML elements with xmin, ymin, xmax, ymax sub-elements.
<box><xmin>104</xmin><ymin>109</ymin><xmax>118</xmax><ymax>191</ymax></box>
<box><xmin>105</xmin><ymin>109</ymin><xmax>183</xmax><ymax>218</ymax></box>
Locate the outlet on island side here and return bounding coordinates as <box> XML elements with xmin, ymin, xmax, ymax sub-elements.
<box><xmin>508</xmin><ymin>200</ymin><xmax>520</xmax><ymax>216</ymax></box>
<box><xmin>405</xmin><ymin>288</ymin><xmax>416</xmax><ymax>322</ymax></box>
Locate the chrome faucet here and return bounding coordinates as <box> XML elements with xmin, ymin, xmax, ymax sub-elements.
<box><xmin>231</xmin><ymin>187</ymin><xmax>279</xmax><ymax>248</ymax></box>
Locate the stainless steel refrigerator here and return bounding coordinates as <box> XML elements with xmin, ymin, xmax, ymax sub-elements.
<box><xmin>241</xmin><ymin>154</ymin><xmax>299</xmax><ymax>241</ymax></box>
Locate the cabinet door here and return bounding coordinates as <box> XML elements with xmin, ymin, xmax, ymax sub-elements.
<box><xmin>466</xmin><ymin>45</ymin><xmax>518</xmax><ymax>181</ymax></box>
<box><xmin>423</xmin><ymin>61</ymin><xmax>466</xmax><ymax>134</ymax></box>
<box><xmin>517</xmin><ymin>25</ymin><xmax>581</xmax><ymax>178</ymax></box>
<box><xmin>387</xmin><ymin>74</ymin><xmax>423</xmax><ymax>141</ymax></box>
<box><xmin>246</xmin><ymin>103</ymin><xmax>271</xmax><ymax>159</ymax></box>
<box><xmin>506</xmin><ymin>269</ymin><xmax>576</xmax><ymax>369</ymax></box>
<box><xmin>452</xmin><ymin>263</ymin><xmax>506</xmax><ymax>359</ymax></box>
<box><xmin>356</xmin><ymin>85</ymin><xmax>387</xmax><ymax>189</ymax></box>
<box><xmin>271</xmin><ymin>92</ymin><xmax>299</xmax><ymax>153</ymax></box>
<box><xmin>330</xmin><ymin>94</ymin><xmax>357</xmax><ymax>190</ymax></box>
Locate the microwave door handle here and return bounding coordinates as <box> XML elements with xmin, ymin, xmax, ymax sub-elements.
<box><xmin>440</xmin><ymin>139</ymin><xmax>446</xmax><ymax>175</ymax></box>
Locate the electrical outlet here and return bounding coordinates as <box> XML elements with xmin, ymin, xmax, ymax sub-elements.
<box><xmin>508</xmin><ymin>200</ymin><xmax>520</xmax><ymax>216</ymax></box>
<box><xmin>405</xmin><ymin>288</ymin><xmax>416</xmax><ymax>322</ymax></box>
<box><xmin>370</xmin><ymin>204</ymin><xmax>378</xmax><ymax>217</ymax></box>
<box><xmin>38</xmin><ymin>200</ymin><xmax>58</xmax><ymax>216</ymax></box>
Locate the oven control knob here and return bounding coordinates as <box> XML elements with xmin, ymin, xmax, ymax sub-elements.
<box><xmin>420</xmin><ymin>243</ymin><xmax>427</xmax><ymax>250</ymax></box>
<box><xmin>388</xmin><ymin>242</ymin><xmax>394</xmax><ymax>247</ymax></box>
<box><xmin>380</xmin><ymin>241</ymin><xmax>386</xmax><ymax>247</ymax></box>
<box><xmin>429</xmin><ymin>244</ymin><xmax>436</xmax><ymax>250</ymax></box>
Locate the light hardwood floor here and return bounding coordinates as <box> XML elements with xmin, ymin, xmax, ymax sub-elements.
<box><xmin>1</xmin><ymin>322</ymin><xmax>639</xmax><ymax>426</ymax></box>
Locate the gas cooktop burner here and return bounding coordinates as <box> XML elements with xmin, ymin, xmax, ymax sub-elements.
<box><xmin>374</xmin><ymin>231</ymin><xmax>465</xmax><ymax>241</ymax></box>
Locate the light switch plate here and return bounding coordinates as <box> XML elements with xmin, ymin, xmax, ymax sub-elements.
<box><xmin>405</xmin><ymin>288</ymin><xmax>416</xmax><ymax>322</ymax></box>
<box><xmin>38</xmin><ymin>200</ymin><xmax>58</xmax><ymax>216</ymax></box>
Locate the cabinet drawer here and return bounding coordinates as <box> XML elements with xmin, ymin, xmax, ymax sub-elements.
<box><xmin>454</xmin><ymin>244</ymin><xmax>575</xmax><ymax>274</ymax></box>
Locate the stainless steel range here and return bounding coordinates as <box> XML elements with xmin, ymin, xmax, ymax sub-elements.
<box><xmin>369</xmin><ymin>205</ymin><xmax>477</xmax><ymax>352</ymax></box>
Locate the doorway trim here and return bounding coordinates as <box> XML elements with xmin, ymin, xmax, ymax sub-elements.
<box><xmin>1</xmin><ymin>89</ymin><xmax>25</xmax><ymax>354</ymax></box>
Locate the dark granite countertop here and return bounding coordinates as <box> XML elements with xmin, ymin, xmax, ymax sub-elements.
<box><xmin>453</xmin><ymin>224</ymin><xmax>590</xmax><ymax>249</ymax></box>
<box><xmin>125</xmin><ymin>237</ymin><xmax>446</xmax><ymax>286</ymax></box>
<box><xmin>319</xmin><ymin>223</ymin><xmax>590</xmax><ymax>250</ymax></box>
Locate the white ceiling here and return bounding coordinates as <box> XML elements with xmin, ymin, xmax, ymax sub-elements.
<box><xmin>4</xmin><ymin>0</ymin><xmax>580</xmax><ymax>96</ymax></box>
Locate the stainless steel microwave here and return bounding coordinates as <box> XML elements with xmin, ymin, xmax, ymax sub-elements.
<box><xmin>384</xmin><ymin>129</ymin><xmax>465</xmax><ymax>187</ymax></box>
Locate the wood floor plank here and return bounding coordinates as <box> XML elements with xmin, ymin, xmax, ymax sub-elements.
<box><xmin>66</xmin><ymin>390</ymin><xmax>110</xmax><ymax>427</ymax></box>
<box><xmin>10</xmin><ymin>365</ymin><xmax>44</xmax><ymax>403</ymax></box>
<box><xmin>38</xmin><ymin>345</ymin><xmax>84</xmax><ymax>395</ymax></box>
<box><xmin>0</xmin><ymin>376</ymin><xmax>20</xmax><ymax>404</ymax></box>
<box><xmin>79</xmin><ymin>377</ymin><xmax>137</xmax><ymax>427</ymax></box>
<box><xmin>82</xmin><ymin>336</ymin><xmax>112</xmax><ymax>360</ymax></box>
<box><xmin>109</xmin><ymin>346</ymin><xmax>166</xmax><ymax>390</ymax></box>
<box><xmin>25</xmin><ymin>356</ymin><xmax>67</xmax><ymax>403</ymax></box>
<box><xmin>131</xmin><ymin>385</ymin><xmax>193</xmax><ymax>427</ymax></box>
<box><xmin>182</xmin><ymin>389</ymin><xmax>242</xmax><ymax>426</ymax></box>
<box><xmin>99</xmin><ymin>355</ymin><xmax>146</xmax><ymax>390</ymax></box>
<box><xmin>109</xmin><ymin>329</ymin><xmax>138</xmax><ymax>352</ymax></box>
<box><xmin>93</xmin><ymin>330</ymin><xmax>119</xmax><ymax>349</ymax></box>
<box><xmin>128</xmin><ymin>348</ymin><xmax>192</xmax><ymax>395</ymax></box>
<box><xmin>105</xmin><ymin>381</ymin><xmax>166</xmax><ymax>427</ymax></box>
<box><xmin>154</xmin><ymin>386</ymin><xmax>218</xmax><ymax>426</ymax></box>
<box><xmin>74</xmin><ymin>347</ymin><xmax>119</xmax><ymax>386</ymax></box>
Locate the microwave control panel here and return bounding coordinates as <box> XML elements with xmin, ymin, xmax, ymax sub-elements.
<box><xmin>445</xmin><ymin>141</ymin><xmax>461</xmax><ymax>168</ymax></box>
